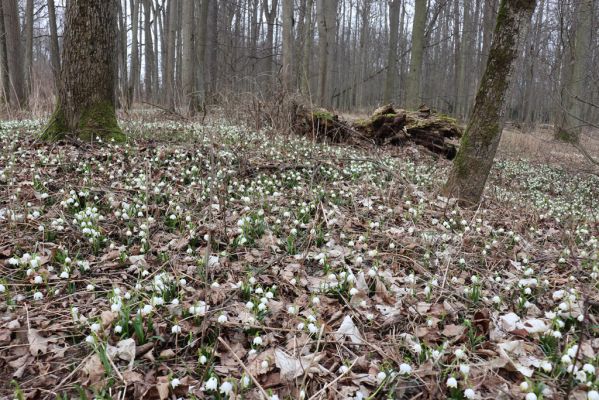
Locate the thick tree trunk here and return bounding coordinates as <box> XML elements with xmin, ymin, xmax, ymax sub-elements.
<box><xmin>42</xmin><ymin>0</ymin><xmax>124</xmax><ymax>142</ymax></box>
<box><xmin>383</xmin><ymin>0</ymin><xmax>401</xmax><ymax>104</ymax></box>
<box><xmin>406</xmin><ymin>0</ymin><xmax>426</xmax><ymax>109</ymax></box>
<box><xmin>281</xmin><ymin>0</ymin><xmax>294</xmax><ymax>91</ymax></box>
<box><xmin>443</xmin><ymin>0</ymin><xmax>536</xmax><ymax>205</ymax></box>
<box><xmin>181</xmin><ymin>0</ymin><xmax>196</xmax><ymax>115</ymax></box>
<box><xmin>3</xmin><ymin>0</ymin><xmax>25</xmax><ymax>108</ymax></box>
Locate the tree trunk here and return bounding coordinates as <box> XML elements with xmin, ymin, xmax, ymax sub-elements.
<box><xmin>42</xmin><ymin>0</ymin><xmax>124</xmax><ymax>142</ymax></box>
<box><xmin>165</xmin><ymin>0</ymin><xmax>177</xmax><ymax>109</ymax></box>
<box><xmin>48</xmin><ymin>0</ymin><xmax>61</xmax><ymax>87</ymax></box>
<box><xmin>300</xmin><ymin>0</ymin><xmax>313</xmax><ymax>95</ymax></box>
<box><xmin>0</xmin><ymin>0</ymin><xmax>10</xmax><ymax>105</ymax></box>
<box><xmin>442</xmin><ymin>0</ymin><xmax>536</xmax><ymax>205</ymax></box>
<box><xmin>181</xmin><ymin>0</ymin><xmax>195</xmax><ymax>115</ymax></box>
<box><xmin>383</xmin><ymin>0</ymin><xmax>401</xmax><ymax>104</ymax></box>
<box><xmin>406</xmin><ymin>0</ymin><xmax>426</xmax><ymax>109</ymax></box>
<box><xmin>24</xmin><ymin>0</ymin><xmax>33</xmax><ymax>104</ymax></box>
<box><xmin>128</xmin><ymin>0</ymin><xmax>140</xmax><ymax>106</ymax></box>
<box><xmin>143</xmin><ymin>0</ymin><xmax>154</xmax><ymax>100</ymax></box>
<box><xmin>282</xmin><ymin>0</ymin><xmax>294</xmax><ymax>91</ymax></box>
<box><xmin>195</xmin><ymin>0</ymin><xmax>209</xmax><ymax>107</ymax></box>
<box><xmin>3</xmin><ymin>0</ymin><xmax>25</xmax><ymax>108</ymax></box>
<box><xmin>263</xmin><ymin>0</ymin><xmax>279</xmax><ymax>86</ymax></box>
<box><xmin>554</xmin><ymin>0</ymin><xmax>593</xmax><ymax>142</ymax></box>
<box><xmin>317</xmin><ymin>0</ymin><xmax>337</xmax><ymax>107</ymax></box>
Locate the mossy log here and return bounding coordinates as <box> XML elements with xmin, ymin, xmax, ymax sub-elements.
<box><xmin>291</xmin><ymin>102</ymin><xmax>462</xmax><ymax>159</ymax></box>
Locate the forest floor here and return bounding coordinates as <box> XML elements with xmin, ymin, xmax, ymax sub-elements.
<box><xmin>0</xmin><ymin>116</ymin><xmax>598</xmax><ymax>400</ymax></box>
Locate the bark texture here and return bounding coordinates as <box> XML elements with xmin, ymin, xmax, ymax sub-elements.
<box><xmin>406</xmin><ymin>0</ymin><xmax>426</xmax><ymax>109</ymax></box>
<box><xmin>42</xmin><ymin>0</ymin><xmax>124</xmax><ymax>142</ymax></box>
<box><xmin>443</xmin><ymin>0</ymin><xmax>536</xmax><ymax>205</ymax></box>
<box><xmin>383</xmin><ymin>0</ymin><xmax>401</xmax><ymax>104</ymax></box>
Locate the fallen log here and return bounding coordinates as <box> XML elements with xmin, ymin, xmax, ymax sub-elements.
<box><xmin>290</xmin><ymin>103</ymin><xmax>462</xmax><ymax>159</ymax></box>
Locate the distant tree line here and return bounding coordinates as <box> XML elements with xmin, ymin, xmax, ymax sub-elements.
<box><xmin>0</xmin><ymin>0</ymin><xmax>597</xmax><ymax>133</ymax></box>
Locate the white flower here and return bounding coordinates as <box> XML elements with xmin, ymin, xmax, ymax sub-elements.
<box><xmin>171</xmin><ymin>324</ymin><xmax>182</xmax><ymax>334</ymax></box>
<box><xmin>253</xmin><ymin>336</ymin><xmax>263</xmax><ymax>346</ymax></box>
<box><xmin>349</xmin><ymin>287</ymin><xmax>359</xmax><ymax>296</ymax></box>
<box><xmin>588</xmin><ymin>390</ymin><xmax>599</xmax><ymax>400</ymax></box>
<box><xmin>33</xmin><ymin>291</ymin><xmax>43</xmax><ymax>301</ymax></box>
<box><xmin>90</xmin><ymin>323</ymin><xmax>101</xmax><ymax>332</ymax></box>
<box><xmin>454</xmin><ymin>348</ymin><xmax>466</xmax><ymax>359</ymax></box>
<box><xmin>218</xmin><ymin>314</ymin><xmax>228</xmax><ymax>324</ymax></box>
<box><xmin>459</xmin><ymin>364</ymin><xmax>470</xmax><ymax>375</ymax></box>
<box><xmin>519</xmin><ymin>382</ymin><xmax>529</xmax><ymax>391</ymax></box>
<box><xmin>85</xmin><ymin>335</ymin><xmax>95</xmax><ymax>344</ymax></box>
<box><xmin>34</xmin><ymin>275</ymin><xmax>43</xmax><ymax>284</ymax></box>
<box><xmin>171</xmin><ymin>378</ymin><xmax>181</xmax><ymax>388</ymax></box>
<box><xmin>399</xmin><ymin>363</ymin><xmax>412</xmax><ymax>375</ymax></box>
<box><xmin>199</xmin><ymin>355</ymin><xmax>207</xmax><ymax>364</ymax></box>
<box><xmin>376</xmin><ymin>371</ymin><xmax>387</xmax><ymax>382</ymax></box>
<box><xmin>541</xmin><ymin>361</ymin><xmax>552</xmax><ymax>372</ymax></box>
<box><xmin>287</xmin><ymin>305</ymin><xmax>297</xmax><ymax>314</ymax></box>
<box><xmin>446</xmin><ymin>377</ymin><xmax>458</xmax><ymax>388</ymax></box>
<box><xmin>308</xmin><ymin>323</ymin><xmax>318</xmax><ymax>334</ymax></box>
<box><xmin>245</xmin><ymin>301</ymin><xmax>254</xmax><ymax>309</ymax></box>
<box><xmin>583</xmin><ymin>364</ymin><xmax>595</xmax><ymax>375</ymax></box>
<box><xmin>219</xmin><ymin>381</ymin><xmax>233</xmax><ymax>396</ymax></box>
<box><xmin>339</xmin><ymin>365</ymin><xmax>349</xmax><ymax>374</ymax></box>
<box><xmin>525</xmin><ymin>393</ymin><xmax>537</xmax><ymax>400</ymax></box>
<box><xmin>270</xmin><ymin>395</ymin><xmax>279</xmax><ymax>400</ymax></box>
<box><xmin>241</xmin><ymin>375</ymin><xmax>251</xmax><ymax>387</ymax></box>
<box><xmin>464</xmin><ymin>388</ymin><xmax>476</xmax><ymax>399</ymax></box>
<box><xmin>114</xmin><ymin>325</ymin><xmax>123</xmax><ymax>333</ymax></box>
<box><xmin>312</xmin><ymin>297</ymin><xmax>320</xmax><ymax>305</ymax></box>
<box><xmin>0</xmin><ymin>284</ymin><xmax>5</xmax><ymax>293</ymax></box>
<box><xmin>204</xmin><ymin>376</ymin><xmax>218</xmax><ymax>391</ymax></box>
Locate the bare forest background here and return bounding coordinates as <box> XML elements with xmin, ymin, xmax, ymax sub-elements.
<box><xmin>0</xmin><ymin>0</ymin><xmax>598</xmax><ymax>133</ymax></box>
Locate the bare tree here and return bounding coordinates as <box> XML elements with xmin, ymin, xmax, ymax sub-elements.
<box><xmin>443</xmin><ymin>0</ymin><xmax>536</xmax><ymax>205</ymax></box>
<box><xmin>128</xmin><ymin>0</ymin><xmax>140</xmax><ymax>106</ymax></box>
<box><xmin>48</xmin><ymin>0</ymin><xmax>61</xmax><ymax>86</ymax></box>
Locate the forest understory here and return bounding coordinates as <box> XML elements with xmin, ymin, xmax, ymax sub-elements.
<box><xmin>0</xmin><ymin>115</ymin><xmax>598</xmax><ymax>400</ymax></box>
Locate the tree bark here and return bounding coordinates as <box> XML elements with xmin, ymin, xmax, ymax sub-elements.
<box><xmin>165</xmin><ymin>0</ymin><xmax>177</xmax><ymax>109</ymax></box>
<box><xmin>383</xmin><ymin>0</ymin><xmax>401</xmax><ymax>104</ymax></box>
<box><xmin>128</xmin><ymin>0</ymin><xmax>140</xmax><ymax>106</ymax></box>
<box><xmin>443</xmin><ymin>0</ymin><xmax>536</xmax><ymax>205</ymax></box>
<box><xmin>406</xmin><ymin>0</ymin><xmax>426</xmax><ymax>109</ymax></box>
<box><xmin>42</xmin><ymin>0</ymin><xmax>124</xmax><ymax>142</ymax></box>
<box><xmin>0</xmin><ymin>0</ymin><xmax>10</xmax><ymax>105</ymax></box>
<box><xmin>300</xmin><ymin>0</ymin><xmax>313</xmax><ymax>95</ymax></box>
<box><xmin>3</xmin><ymin>0</ymin><xmax>25</xmax><ymax>108</ymax></box>
<box><xmin>555</xmin><ymin>0</ymin><xmax>593</xmax><ymax>142</ymax></box>
<box><xmin>143</xmin><ymin>0</ymin><xmax>154</xmax><ymax>100</ymax></box>
<box><xmin>182</xmin><ymin>0</ymin><xmax>196</xmax><ymax>115</ymax></box>
<box><xmin>282</xmin><ymin>0</ymin><xmax>294</xmax><ymax>91</ymax></box>
<box><xmin>48</xmin><ymin>0</ymin><xmax>61</xmax><ymax>87</ymax></box>
<box><xmin>317</xmin><ymin>0</ymin><xmax>337</xmax><ymax>107</ymax></box>
<box><xmin>195</xmin><ymin>0</ymin><xmax>209</xmax><ymax>107</ymax></box>
<box><xmin>24</xmin><ymin>0</ymin><xmax>33</xmax><ymax>104</ymax></box>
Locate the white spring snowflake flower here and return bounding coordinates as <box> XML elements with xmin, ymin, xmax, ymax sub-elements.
<box><xmin>33</xmin><ymin>291</ymin><xmax>43</xmax><ymax>301</ymax></box>
<box><xmin>218</xmin><ymin>314</ymin><xmax>228</xmax><ymax>324</ymax></box>
<box><xmin>204</xmin><ymin>376</ymin><xmax>218</xmax><ymax>391</ymax></box>
<box><xmin>464</xmin><ymin>388</ymin><xmax>476</xmax><ymax>399</ymax></box>
<box><xmin>446</xmin><ymin>377</ymin><xmax>458</xmax><ymax>388</ymax></box>
<box><xmin>376</xmin><ymin>371</ymin><xmax>387</xmax><ymax>382</ymax></box>
<box><xmin>219</xmin><ymin>381</ymin><xmax>233</xmax><ymax>396</ymax></box>
<box><xmin>170</xmin><ymin>378</ymin><xmax>181</xmax><ymax>388</ymax></box>
<box><xmin>253</xmin><ymin>336</ymin><xmax>263</xmax><ymax>346</ymax></box>
<box><xmin>171</xmin><ymin>324</ymin><xmax>182</xmax><ymax>334</ymax></box>
<box><xmin>399</xmin><ymin>363</ymin><xmax>412</xmax><ymax>375</ymax></box>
